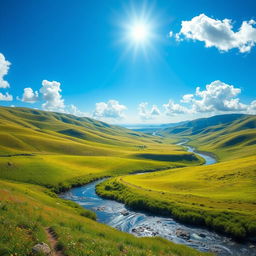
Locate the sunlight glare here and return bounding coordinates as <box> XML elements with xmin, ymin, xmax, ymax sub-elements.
<box><xmin>130</xmin><ymin>23</ymin><xmax>149</xmax><ymax>42</ymax></box>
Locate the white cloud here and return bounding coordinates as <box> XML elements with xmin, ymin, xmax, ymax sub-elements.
<box><xmin>138</xmin><ymin>102</ymin><xmax>161</xmax><ymax>120</ymax></box>
<box><xmin>181</xmin><ymin>94</ymin><xmax>194</xmax><ymax>103</ymax></box>
<box><xmin>40</xmin><ymin>80</ymin><xmax>65</xmax><ymax>112</ymax></box>
<box><xmin>169</xmin><ymin>31</ymin><xmax>173</xmax><ymax>38</ymax></box>
<box><xmin>20</xmin><ymin>87</ymin><xmax>39</xmax><ymax>103</ymax></box>
<box><xmin>151</xmin><ymin>105</ymin><xmax>161</xmax><ymax>116</ymax></box>
<box><xmin>163</xmin><ymin>100</ymin><xmax>190</xmax><ymax>116</ymax></box>
<box><xmin>190</xmin><ymin>80</ymin><xmax>247</xmax><ymax>112</ymax></box>
<box><xmin>93</xmin><ymin>100</ymin><xmax>127</xmax><ymax>120</ymax></box>
<box><xmin>0</xmin><ymin>53</ymin><xmax>11</xmax><ymax>88</ymax></box>
<box><xmin>248</xmin><ymin>100</ymin><xmax>256</xmax><ymax>114</ymax></box>
<box><xmin>0</xmin><ymin>92</ymin><xmax>13</xmax><ymax>101</ymax></box>
<box><xmin>161</xmin><ymin>80</ymin><xmax>254</xmax><ymax>117</ymax></box>
<box><xmin>175</xmin><ymin>14</ymin><xmax>256</xmax><ymax>53</ymax></box>
<box><xmin>67</xmin><ymin>104</ymin><xmax>89</xmax><ymax>117</ymax></box>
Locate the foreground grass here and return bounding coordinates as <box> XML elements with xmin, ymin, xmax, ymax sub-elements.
<box><xmin>0</xmin><ymin>180</ymin><xmax>210</xmax><ymax>256</ymax></box>
<box><xmin>96</xmin><ymin>155</ymin><xmax>256</xmax><ymax>240</ymax></box>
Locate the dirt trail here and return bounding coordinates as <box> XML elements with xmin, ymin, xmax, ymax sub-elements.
<box><xmin>45</xmin><ymin>227</ymin><xmax>64</xmax><ymax>256</ymax></box>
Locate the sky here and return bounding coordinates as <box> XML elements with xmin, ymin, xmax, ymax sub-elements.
<box><xmin>0</xmin><ymin>0</ymin><xmax>256</xmax><ymax>124</ymax></box>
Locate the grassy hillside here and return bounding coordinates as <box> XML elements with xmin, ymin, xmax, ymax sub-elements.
<box><xmin>161</xmin><ymin>114</ymin><xmax>256</xmax><ymax>161</ymax></box>
<box><xmin>0</xmin><ymin>106</ymin><xmax>203</xmax><ymax>192</ymax></box>
<box><xmin>0</xmin><ymin>106</ymin><xmax>208</xmax><ymax>256</ymax></box>
<box><xmin>0</xmin><ymin>179</ymin><xmax>210</xmax><ymax>256</ymax></box>
<box><xmin>185</xmin><ymin>115</ymin><xmax>256</xmax><ymax>161</ymax></box>
<box><xmin>161</xmin><ymin>114</ymin><xmax>249</xmax><ymax>136</ymax></box>
<box><xmin>97</xmin><ymin>155</ymin><xmax>256</xmax><ymax>240</ymax></box>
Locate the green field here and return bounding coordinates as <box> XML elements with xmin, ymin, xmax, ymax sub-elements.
<box><xmin>0</xmin><ymin>106</ymin><xmax>208</xmax><ymax>256</ymax></box>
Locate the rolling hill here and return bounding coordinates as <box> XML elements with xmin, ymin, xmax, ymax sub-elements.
<box><xmin>0</xmin><ymin>106</ymin><xmax>208</xmax><ymax>256</ymax></box>
<box><xmin>160</xmin><ymin>114</ymin><xmax>256</xmax><ymax>160</ymax></box>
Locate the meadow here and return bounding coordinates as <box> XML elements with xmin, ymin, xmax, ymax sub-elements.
<box><xmin>0</xmin><ymin>106</ymin><xmax>208</xmax><ymax>256</ymax></box>
<box><xmin>0</xmin><ymin>179</ymin><xmax>210</xmax><ymax>256</ymax></box>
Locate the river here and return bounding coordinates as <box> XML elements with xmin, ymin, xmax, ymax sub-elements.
<box><xmin>60</xmin><ymin>142</ymin><xmax>255</xmax><ymax>256</ymax></box>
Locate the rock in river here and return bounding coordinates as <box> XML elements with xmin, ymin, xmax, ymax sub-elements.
<box><xmin>175</xmin><ymin>228</ymin><xmax>191</xmax><ymax>240</ymax></box>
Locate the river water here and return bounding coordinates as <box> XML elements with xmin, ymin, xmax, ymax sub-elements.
<box><xmin>61</xmin><ymin>142</ymin><xmax>255</xmax><ymax>256</ymax></box>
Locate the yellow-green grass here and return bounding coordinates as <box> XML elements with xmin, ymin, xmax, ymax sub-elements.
<box><xmin>0</xmin><ymin>179</ymin><xmax>210</xmax><ymax>256</ymax></box>
<box><xmin>0</xmin><ymin>106</ymin><xmax>203</xmax><ymax>194</ymax></box>
<box><xmin>0</xmin><ymin>153</ymin><xmax>202</xmax><ymax>193</ymax></box>
<box><xmin>187</xmin><ymin>129</ymin><xmax>256</xmax><ymax>161</ymax></box>
<box><xmin>96</xmin><ymin>155</ymin><xmax>256</xmax><ymax>240</ymax></box>
<box><xmin>167</xmin><ymin>115</ymin><xmax>256</xmax><ymax>161</ymax></box>
<box><xmin>0</xmin><ymin>106</ymin><xmax>187</xmax><ymax>158</ymax></box>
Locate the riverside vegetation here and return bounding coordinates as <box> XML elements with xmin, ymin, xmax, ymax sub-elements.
<box><xmin>0</xmin><ymin>106</ymin><xmax>209</xmax><ymax>256</ymax></box>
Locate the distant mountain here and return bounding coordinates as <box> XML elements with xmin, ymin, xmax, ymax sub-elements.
<box><xmin>161</xmin><ymin>114</ymin><xmax>250</xmax><ymax>136</ymax></box>
<box><xmin>123</xmin><ymin>121</ymin><xmax>188</xmax><ymax>134</ymax></box>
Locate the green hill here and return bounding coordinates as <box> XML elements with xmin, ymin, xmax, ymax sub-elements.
<box><xmin>161</xmin><ymin>114</ymin><xmax>250</xmax><ymax>136</ymax></box>
<box><xmin>161</xmin><ymin>114</ymin><xmax>256</xmax><ymax>160</ymax></box>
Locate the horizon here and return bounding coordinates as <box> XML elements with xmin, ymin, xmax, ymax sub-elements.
<box><xmin>0</xmin><ymin>0</ymin><xmax>256</xmax><ymax>124</ymax></box>
<box><xmin>1</xmin><ymin>105</ymin><xmax>252</xmax><ymax>128</ymax></box>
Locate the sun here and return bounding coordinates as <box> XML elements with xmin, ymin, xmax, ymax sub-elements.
<box><xmin>130</xmin><ymin>23</ymin><xmax>149</xmax><ymax>43</ymax></box>
<box><xmin>114</xmin><ymin>2</ymin><xmax>159</xmax><ymax>59</ymax></box>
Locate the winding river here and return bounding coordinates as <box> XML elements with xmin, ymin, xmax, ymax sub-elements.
<box><xmin>61</xmin><ymin>142</ymin><xmax>255</xmax><ymax>256</ymax></box>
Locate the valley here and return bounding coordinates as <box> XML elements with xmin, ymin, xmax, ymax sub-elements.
<box><xmin>0</xmin><ymin>106</ymin><xmax>255</xmax><ymax>256</ymax></box>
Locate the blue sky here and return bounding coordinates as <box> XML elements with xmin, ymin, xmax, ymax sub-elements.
<box><xmin>0</xmin><ymin>0</ymin><xmax>256</xmax><ymax>124</ymax></box>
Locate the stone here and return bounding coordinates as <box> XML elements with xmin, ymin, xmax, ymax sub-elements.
<box><xmin>120</xmin><ymin>210</ymin><xmax>129</xmax><ymax>216</ymax></box>
<box><xmin>175</xmin><ymin>229</ymin><xmax>190</xmax><ymax>240</ymax></box>
<box><xmin>32</xmin><ymin>242</ymin><xmax>51</xmax><ymax>255</ymax></box>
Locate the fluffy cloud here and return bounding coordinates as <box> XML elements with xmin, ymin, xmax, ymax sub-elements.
<box><xmin>181</xmin><ymin>94</ymin><xmax>194</xmax><ymax>103</ymax></box>
<box><xmin>189</xmin><ymin>80</ymin><xmax>247</xmax><ymax>112</ymax></box>
<box><xmin>248</xmin><ymin>100</ymin><xmax>256</xmax><ymax>114</ymax></box>
<box><xmin>0</xmin><ymin>92</ymin><xmax>13</xmax><ymax>101</ymax></box>
<box><xmin>0</xmin><ymin>53</ymin><xmax>13</xmax><ymax>101</ymax></box>
<box><xmin>20</xmin><ymin>87</ymin><xmax>39</xmax><ymax>103</ymax></box>
<box><xmin>161</xmin><ymin>80</ymin><xmax>253</xmax><ymax>117</ymax></box>
<box><xmin>67</xmin><ymin>104</ymin><xmax>88</xmax><ymax>117</ymax></box>
<box><xmin>93</xmin><ymin>100</ymin><xmax>126</xmax><ymax>120</ymax></box>
<box><xmin>163</xmin><ymin>100</ymin><xmax>190</xmax><ymax>116</ymax></box>
<box><xmin>138</xmin><ymin>102</ymin><xmax>161</xmax><ymax>120</ymax></box>
<box><xmin>40</xmin><ymin>80</ymin><xmax>65</xmax><ymax>111</ymax></box>
<box><xmin>175</xmin><ymin>14</ymin><xmax>256</xmax><ymax>53</ymax></box>
<box><xmin>0</xmin><ymin>53</ymin><xmax>11</xmax><ymax>88</ymax></box>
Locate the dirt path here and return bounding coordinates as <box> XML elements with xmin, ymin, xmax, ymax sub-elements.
<box><xmin>45</xmin><ymin>227</ymin><xmax>64</xmax><ymax>256</ymax></box>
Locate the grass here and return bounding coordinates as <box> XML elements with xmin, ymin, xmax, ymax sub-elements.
<box><xmin>0</xmin><ymin>179</ymin><xmax>210</xmax><ymax>256</ymax></box>
<box><xmin>0</xmin><ymin>154</ymin><xmax>195</xmax><ymax>193</ymax></box>
<box><xmin>161</xmin><ymin>114</ymin><xmax>256</xmax><ymax>161</ymax></box>
<box><xmin>96</xmin><ymin>155</ymin><xmax>256</xmax><ymax>240</ymax></box>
